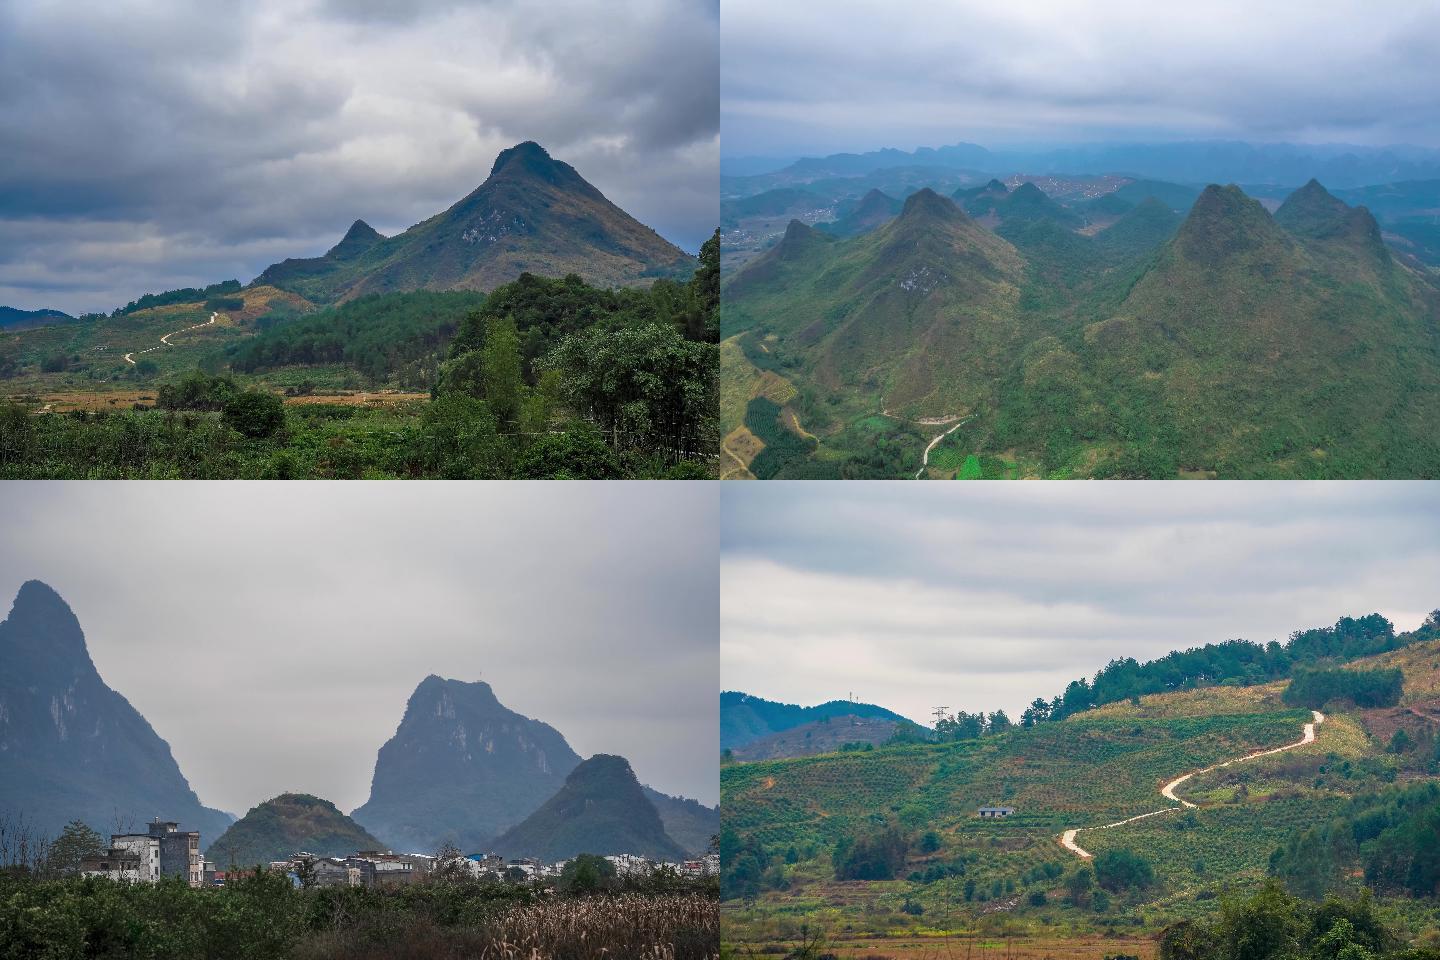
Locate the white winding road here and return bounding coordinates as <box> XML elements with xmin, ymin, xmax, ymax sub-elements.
<box><xmin>1059</xmin><ymin>710</ymin><xmax>1325</xmax><ymax>859</ymax></box>
<box><xmin>914</xmin><ymin>417</ymin><xmax>974</xmax><ymax>479</ymax></box>
<box><xmin>123</xmin><ymin>312</ymin><xmax>218</xmax><ymax>364</ymax></box>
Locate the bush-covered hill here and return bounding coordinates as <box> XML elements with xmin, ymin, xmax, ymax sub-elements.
<box><xmin>492</xmin><ymin>755</ymin><xmax>688</xmax><ymax>862</ymax></box>
<box><xmin>207</xmin><ymin>794</ymin><xmax>384</xmax><ymax>868</ymax></box>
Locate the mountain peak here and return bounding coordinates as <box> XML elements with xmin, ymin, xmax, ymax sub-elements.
<box><xmin>353</xmin><ymin>675</ymin><xmax>581</xmax><ymax>853</ymax></box>
<box><xmin>488</xmin><ymin>141</ymin><xmax>566</xmax><ymax>183</ymax></box>
<box><xmin>3</xmin><ymin>580</ymin><xmax>90</xmax><ymax>663</ymax></box>
<box><xmin>900</xmin><ymin>188</ymin><xmax>963</xmax><ymax>221</ymax></box>
<box><xmin>325</xmin><ymin>219</ymin><xmax>385</xmax><ymax>261</ymax></box>
<box><xmin>1174</xmin><ymin>184</ymin><xmax>1284</xmax><ymax>266</ymax></box>
<box><xmin>1274</xmin><ymin>180</ymin><xmax>1384</xmax><ymax>258</ymax></box>
<box><xmin>986</xmin><ymin>178</ymin><xmax>1008</xmax><ymax>192</ymax></box>
<box><xmin>491</xmin><ymin>752</ymin><xmax>687</xmax><ymax>861</ymax></box>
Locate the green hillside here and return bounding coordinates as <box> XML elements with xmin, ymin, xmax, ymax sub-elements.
<box><xmin>492</xmin><ymin>755</ymin><xmax>688</xmax><ymax>862</ymax></box>
<box><xmin>721</xmin><ymin>179</ymin><xmax>1440</xmax><ymax>479</ymax></box>
<box><xmin>721</xmin><ymin>616</ymin><xmax>1440</xmax><ymax>946</ymax></box>
<box><xmin>207</xmin><ymin>793</ymin><xmax>383</xmax><ymax>868</ymax></box>
<box><xmin>255</xmin><ymin>142</ymin><xmax>692</xmax><ymax>303</ymax></box>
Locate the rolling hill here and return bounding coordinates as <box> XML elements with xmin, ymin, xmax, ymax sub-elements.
<box><xmin>207</xmin><ymin>793</ymin><xmax>383</xmax><ymax>868</ymax></box>
<box><xmin>0</xmin><ymin>306</ymin><xmax>74</xmax><ymax>330</ymax></box>
<box><xmin>721</xmin><ymin>609</ymin><xmax>1440</xmax><ymax>944</ymax></box>
<box><xmin>722</xmin><ymin>179</ymin><xmax>1440</xmax><ymax>479</ymax></box>
<box><xmin>255</xmin><ymin>142</ymin><xmax>693</xmax><ymax>303</ymax></box>
<box><xmin>721</xmin><ymin>691</ymin><xmax>919</xmax><ymax>751</ymax></box>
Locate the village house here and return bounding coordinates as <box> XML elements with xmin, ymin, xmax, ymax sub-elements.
<box><xmin>977</xmin><ymin>805</ymin><xmax>1016</xmax><ymax>818</ymax></box>
<box><xmin>80</xmin><ymin>818</ymin><xmax>202</xmax><ymax>886</ymax></box>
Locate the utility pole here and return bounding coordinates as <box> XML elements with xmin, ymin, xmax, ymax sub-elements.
<box><xmin>932</xmin><ymin>706</ymin><xmax>949</xmax><ymax>725</ymax></box>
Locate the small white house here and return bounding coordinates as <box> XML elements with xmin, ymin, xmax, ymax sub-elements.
<box><xmin>977</xmin><ymin>805</ymin><xmax>1016</xmax><ymax>818</ymax></box>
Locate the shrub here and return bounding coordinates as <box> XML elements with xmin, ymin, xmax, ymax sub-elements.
<box><xmin>223</xmin><ymin>391</ymin><xmax>286</xmax><ymax>439</ymax></box>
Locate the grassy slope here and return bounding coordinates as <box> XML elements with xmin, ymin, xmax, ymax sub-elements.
<box><xmin>721</xmin><ymin>640</ymin><xmax>1440</xmax><ymax>941</ymax></box>
<box><xmin>1</xmin><ymin>285</ymin><xmax>312</xmax><ymax>392</ymax></box>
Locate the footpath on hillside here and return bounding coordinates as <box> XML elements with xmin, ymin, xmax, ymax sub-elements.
<box><xmin>1059</xmin><ymin>710</ymin><xmax>1325</xmax><ymax>858</ymax></box>
<box><xmin>123</xmin><ymin>312</ymin><xmax>218</xmax><ymax>365</ymax></box>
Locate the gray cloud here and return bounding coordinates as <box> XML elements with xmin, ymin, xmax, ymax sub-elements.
<box><xmin>722</xmin><ymin>483</ymin><xmax>1440</xmax><ymax>726</ymax></box>
<box><xmin>0</xmin><ymin>0</ymin><xmax>717</xmax><ymax>314</ymax></box>
<box><xmin>721</xmin><ymin>0</ymin><xmax>1440</xmax><ymax>157</ymax></box>
<box><xmin>0</xmin><ymin>482</ymin><xmax>718</xmax><ymax>815</ymax></box>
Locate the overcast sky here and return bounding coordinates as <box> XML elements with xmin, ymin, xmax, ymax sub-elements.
<box><xmin>722</xmin><ymin>0</ymin><xmax>1440</xmax><ymax>158</ymax></box>
<box><xmin>0</xmin><ymin>0</ymin><xmax>718</xmax><ymax>315</ymax></box>
<box><xmin>722</xmin><ymin>483</ymin><xmax>1440</xmax><ymax>727</ymax></box>
<box><xmin>0</xmin><ymin>483</ymin><xmax>718</xmax><ymax>815</ymax></box>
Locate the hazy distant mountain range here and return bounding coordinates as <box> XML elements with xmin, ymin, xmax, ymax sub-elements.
<box><xmin>723</xmin><ymin>140</ymin><xmax>1440</xmax><ymax>188</ymax></box>
<box><xmin>721</xmin><ymin>691</ymin><xmax>919</xmax><ymax>752</ymax></box>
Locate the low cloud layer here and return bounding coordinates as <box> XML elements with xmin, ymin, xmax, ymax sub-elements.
<box><xmin>722</xmin><ymin>0</ymin><xmax>1440</xmax><ymax>158</ymax></box>
<box><xmin>0</xmin><ymin>483</ymin><xmax>719</xmax><ymax>815</ymax></box>
<box><xmin>722</xmin><ymin>483</ymin><xmax>1440</xmax><ymax>726</ymax></box>
<box><xmin>0</xmin><ymin>0</ymin><xmax>718</xmax><ymax>313</ymax></box>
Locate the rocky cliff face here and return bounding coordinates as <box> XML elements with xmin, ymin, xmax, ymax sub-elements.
<box><xmin>350</xmin><ymin>675</ymin><xmax>582</xmax><ymax>853</ymax></box>
<box><xmin>0</xmin><ymin>581</ymin><xmax>231</xmax><ymax>841</ymax></box>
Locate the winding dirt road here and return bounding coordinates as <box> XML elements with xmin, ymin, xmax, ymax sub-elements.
<box><xmin>1059</xmin><ymin>710</ymin><xmax>1324</xmax><ymax>858</ymax></box>
<box><xmin>123</xmin><ymin>312</ymin><xmax>218</xmax><ymax>364</ymax></box>
<box><xmin>913</xmin><ymin>415</ymin><xmax>975</xmax><ymax>479</ymax></box>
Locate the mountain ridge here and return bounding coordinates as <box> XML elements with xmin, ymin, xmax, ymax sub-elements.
<box><xmin>254</xmin><ymin>141</ymin><xmax>693</xmax><ymax>303</ymax></box>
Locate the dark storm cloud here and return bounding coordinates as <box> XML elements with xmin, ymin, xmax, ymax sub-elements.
<box><xmin>0</xmin><ymin>0</ymin><xmax>717</xmax><ymax>314</ymax></box>
<box><xmin>721</xmin><ymin>0</ymin><xmax>1440</xmax><ymax>157</ymax></box>
<box><xmin>721</xmin><ymin>483</ymin><xmax>1440</xmax><ymax>726</ymax></box>
<box><xmin>0</xmin><ymin>483</ymin><xmax>718</xmax><ymax>816</ymax></box>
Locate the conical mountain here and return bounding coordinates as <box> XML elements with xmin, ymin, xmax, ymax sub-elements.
<box><xmin>1275</xmin><ymin>179</ymin><xmax>1389</xmax><ymax>266</ymax></box>
<box><xmin>325</xmin><ymin>220</ymin><xmax>385</xmax><ymax>261</ymax></box>
<box><xmin>1171</xmin><ymin>183</ymin><xmax>1292</xmax><ymax>268</ymax></box>
<box><xmin>723</xmin><ymin>185</ymin><xmax>1024</xmax><ymax>430</ymax></box>
<box><xmin>491</xmin><ymin>754</ymin><xmax>687</xmax><ymax>862</ymax></box>
<box><xmin>0</xmin><ymin>581</ymin><xmax>232</xmax><ymax>840</ymax></box>
<box><xmin>1080</xmin><ymin>182</ymin><xmax>1440</xmax><ymax>476</ymax></box>
<box><xmin>821</xmin><ymin>189</ymin><xmax>902</xmax><ymax>238</ymax></box>
<box><xmin>997</xmin><ymin>182</ymin><xmax>1082</xmax><ymax>227</ymax></box>
<box><xmin>254</xmin><ymin>142</ymin><xmax>692</xmax><ymax>303</ymax></box>
<box><xmin>351</xmin><ymin>675</ymin><xmax>581</xmax><ymax>853</ymax></box>
<box><xmin>953</xmin><ymin>178</ymin><xmax>1010</xmax><ymax>216</ymax></box>
<box><xmin>208</xmin><ymin>793</ymin><xmax>383</xmax><ymax>868</ymax></box>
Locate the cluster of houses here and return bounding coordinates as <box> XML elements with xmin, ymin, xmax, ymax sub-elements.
<box><xmin>270</xmin><ymin>849</ymin><xmax>720</xmax><ymax>889</ymax></box>
<box><xmin>78</xmin><ymin>818</ymin><xmax>720</xmax><ymax>889</ymax></box>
